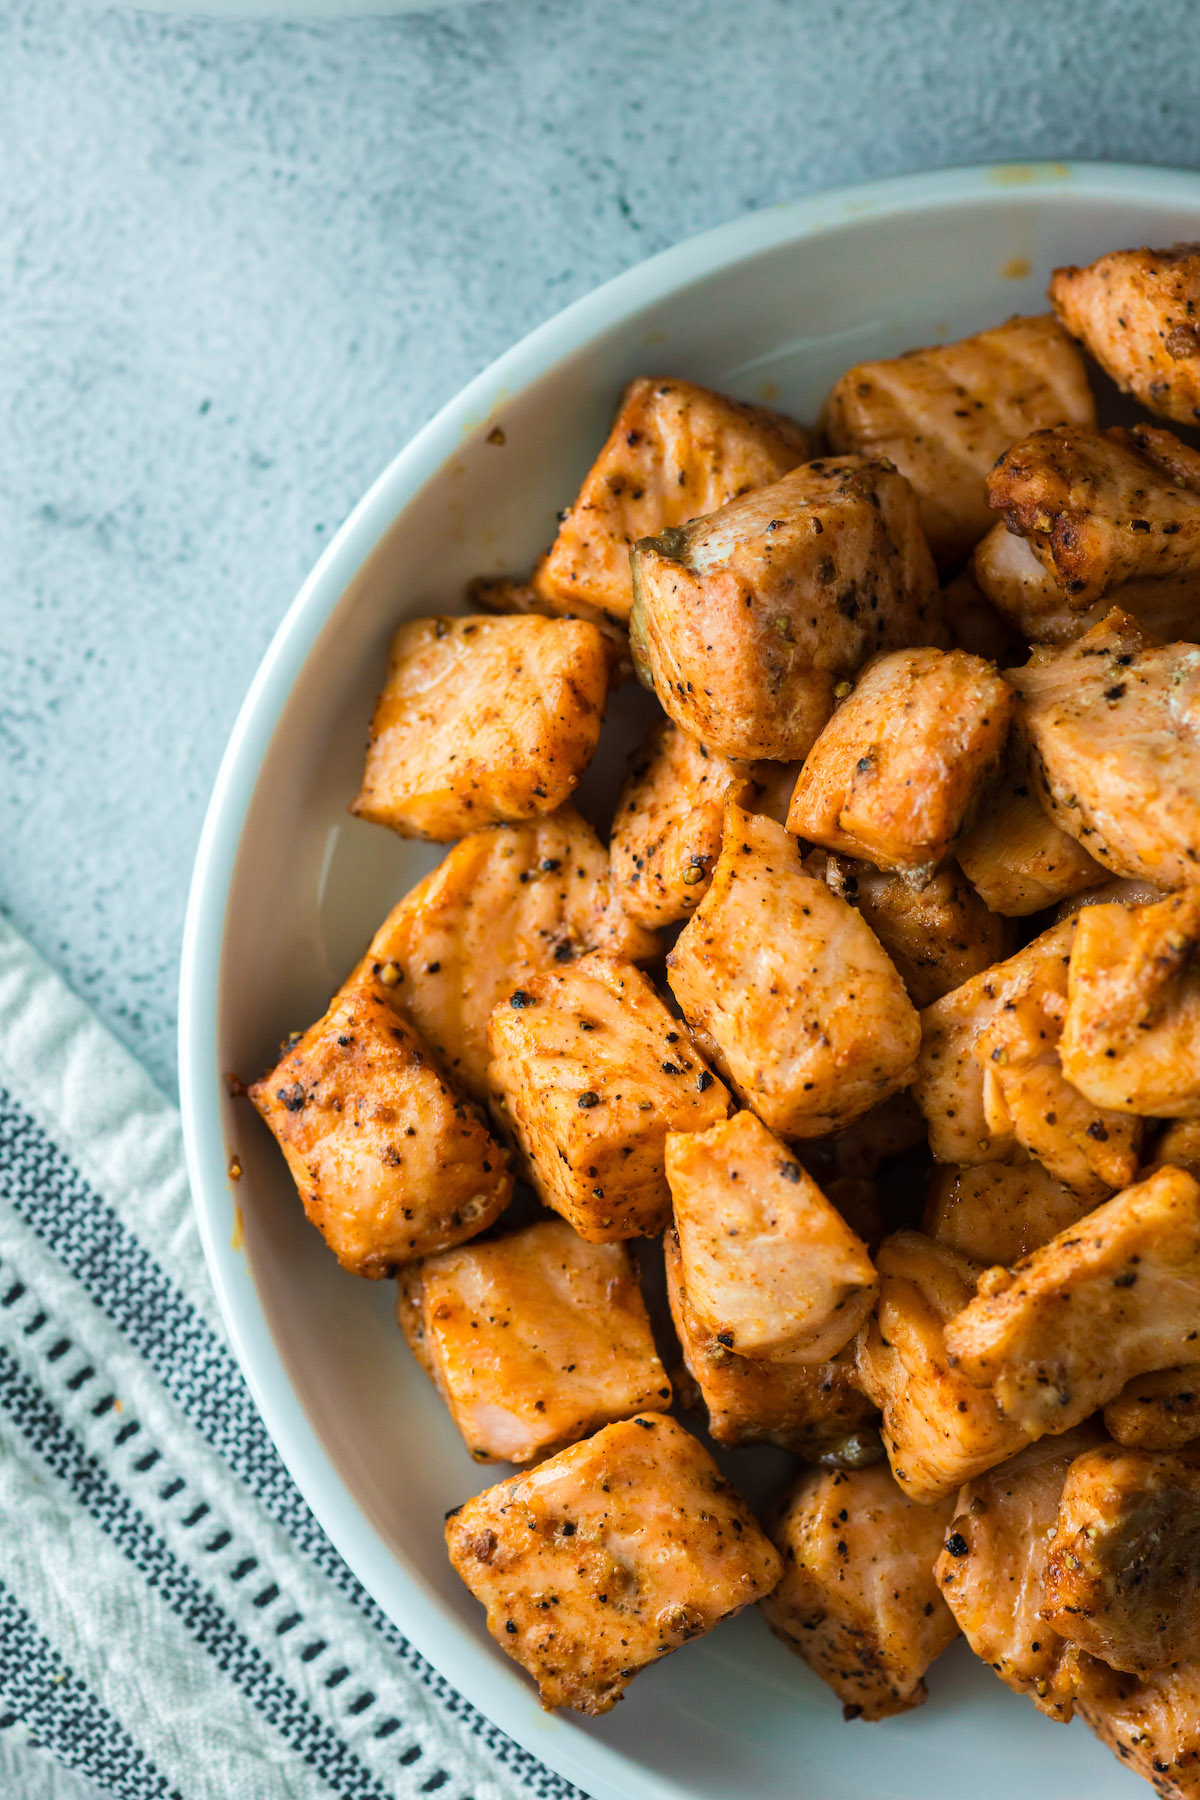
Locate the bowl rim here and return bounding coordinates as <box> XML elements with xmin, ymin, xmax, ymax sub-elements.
<box><xmin>178</xmin><ymin>158</ymin><xmax>1200</xmax><ymax>1800</ymax></box>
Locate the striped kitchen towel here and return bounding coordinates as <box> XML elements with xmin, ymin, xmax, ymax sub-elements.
<box><xmin>0</xmin><ymin>911</ymin><xmax>582</xmax><ymax>1800</ymax></box>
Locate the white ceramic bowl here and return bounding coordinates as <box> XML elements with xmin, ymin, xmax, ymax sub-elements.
<box><xmin>180</xmin><ymin>162</ymin><xmax>1200</xmax><ymax>1800</ymax></box>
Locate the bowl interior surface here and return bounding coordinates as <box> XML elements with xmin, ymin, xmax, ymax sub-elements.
<box><xmin>183</xmin><ymin>166</ymin><xmax>1200</xmax><ymax>1800</ymax></box>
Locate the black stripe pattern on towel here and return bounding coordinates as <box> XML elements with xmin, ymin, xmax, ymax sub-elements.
<box><xmin>0</xmin><ymin>1083</ymin><xmax>585</xmax><ymax>1800</ymax></box>
<box><xmin>0</xmin><ymin>1582</ymin><xmax>182</xmax><ymax>1800</ymax></box>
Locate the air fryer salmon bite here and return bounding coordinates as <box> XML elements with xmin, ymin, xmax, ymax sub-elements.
<box><xmin>242</xmin><ymin>238</ymin><xmax>1200</xmax><ymax>1784</ymax></box>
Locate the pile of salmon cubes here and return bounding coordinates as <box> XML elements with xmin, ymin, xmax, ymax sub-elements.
<box><xmin>250</xmin><ymin>242</ymin><xmax>1200</xmax><ymax>1791</ymax></box>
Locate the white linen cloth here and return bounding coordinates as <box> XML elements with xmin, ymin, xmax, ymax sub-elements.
<box><xmin>0</xmin><ymin>912</ymin><xmax>581</xmax><ymax>1800</ymax></box>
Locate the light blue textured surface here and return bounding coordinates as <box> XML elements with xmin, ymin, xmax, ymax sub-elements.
<box><xmin>2</xmin><ymin>0</ymin><xmax>1200</xmax><ymax>1097</ymax></box>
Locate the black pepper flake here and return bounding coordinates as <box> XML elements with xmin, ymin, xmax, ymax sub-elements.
<box><xmin>716</xmin><ymin>1331</ymin><xmax>735</xmax><ymax>1348</ymax></box>
<box><xmin>1085</xmin><ymin>1121</ymin><xmax>1109</xmax><ymax>1141</ymax></box>
<box><xmin>779</xmin><ymin>1162</ymin><xmax>802</xmax><ymax>1183</ymax></box>
<box><xmin>945</xmin><ymin>1532</ymin><xmax>969</xmax><ymax>1558</ymax></box>
<box><xmin>561</xmin><ymin>1521</ymin><xmax>576</xmax><ymax>1536</ymax></box>
<box><xmin>509</xmin><ymin>990</ymin><xmax>534</xmax><ymax>1008</ymax></box>
<box><xmin>1114</xmin><ymin>1271</ymin><xmax>1138</xmax><ymax>1288</ymax></box>
<box><xmin>277</xmin><ymin>1083</ymin><xmax>306</xmax><ymax>1113</ymax></box>
<box><xmin>578</xmin><ymin>1091</ymin><xmax>600</xmax><ymax>1108</ymax></box>
<box><xmin>697</xmin><ymin>1070</ymin><xmax>714</xmax><ymax>1092</ymax></box>
<box><xmin>505</xmin><ymin>1620</ymin><xmax>518</xmax><ymax>1634</ymax></box>
<box><xmin>661</xmin><ymin>1062</ymin><xmax>680</xmax><ymax>1075</ymax></box>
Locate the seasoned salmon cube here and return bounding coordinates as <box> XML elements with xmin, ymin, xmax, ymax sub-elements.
<box><xmin>1010</xmin><ymin>608</ymin><xmax>1200</xmax><ymax>892</ymax></box>
<box><xmin>444</xmin><ymin>1413</ymin><xmax>782</xmax><ymax>1714</ymax></box>
<box><xmin>1104</xmin><ymin>1364</ymin><xmax>1200</xmax><ymax>1450</ymax></box>
<box><xmin>944</xmin><ymin>1165</ymin><xmax>1200</xmax><ymax>1435</ymax></box>
<box><xmin>1071</xmin><ymin>1652</ymin><xmax>1200</xmax><ymax>1800</ymax></box>
<box><xmin>1050</xmin><ymin>242</ymin><xmax>1200</xmax><ymax>426</ymax></box>
<box><xmin>855</xmin><ymin>1231</ymin><xmax>1030</xmax><ymax>1504</ymax></box>
<box><xmin>786</xmin><ymin>647</ymin><xmax>1015</xmax><ymax>876</ymax></box>
<box><xmin>761</xmin><ymin>1462</ymin><xmax>959</xmax><ymax>1721</ymax></box>
<box><xmin>986</xmin><ymin>424</ymin><xmax>1200</xmax><ymax>610</ymax></box>
<box><xmin>249</xmin><ymin>976</ymin><xmax>512</xmax><ymax>1277</ymax></box>
<box><xmin>487</xmin><ymin>952</ymin><xmax>729</xmax><ymax>1242</ymax></box>
<box><xmin>955</xmin><ymin>750</ymin><xmax>1106</xmax><ymax>916</ymax></box>
<box><xmin>396</xmin><ymin>1219</ymin><xmax>670</xmax><ymax>1464</ymax></box>
<box><xmin>667</xmin><ymin>1109</ymin><xmax>876</xmax><ymax>1363</ymax></box>
<box><xmin>912</xmin><ymin>915</ymin><xmax>1141</xmax><ymax>1196</ymax></box>
<box><xmin>668</xmin><ymin>804</ymin><xmax>920</xmax><ymax>1138</ymax></box>
<box><xmin>974</xmin><ymin>421</ymin><xmax>1200</xmax><ymax>648</ymax></box>
<box><xmin>630</xmin><ymin>457</ymin><xmax>940</xmax><ymax>763</ymax></box>
<box><xmin>665</xmin><ymin>1108</ymin><xmax>874</xmax><ymax>1360</ymax></box>
<box><xmin>1061</xmin><ymin>892</ymin><xmax>1200</xmax><ymax>1117</ymax></box>
<box><xmin>664</xmin><ymin>1229</ymin><xmax>877</xmax><ymax>1456</ymax></box>
<box><xmin>351</xmin><ymin>615</ymin><xmax>613</xmax><ymax>841</ymax></box>
<box><xmin>814</xmin><ymin>855</ymin><xmax>1008</xmax><ymax>1007</ymax></box>
<box><xmin>973</xmin><ymin>966</ymin><xmax>1140</xmax><ymax>1204</ymax></box>
<box><xmin>825</xmin><ymin>313</ymin><xmax>1094</xmax><ymax>566</ymax></box>
<box><xmin>609</xmin><ymin>721</ymin><xmax>754</xmax><ymax>927</ymax></box>
<box><xmin>1043</xmin><ymin>1442</ymin><xmax>1200</xmax><ymax>1675</ymax></box>
<box><xmin>973</xmin><ymin>513</ymin><xmax>1200</xmax><ymax>648</ymax></box>
<box><xmin>360</xmin><ymin>808</ymin><xmax>658</xmax><ymax>1104</ymax></box>
<box><xmin>530</xmin><ymin>376</ymin><xmax>810</xmax><ymax>624</ymax></box>
<box><xmin>934</xmin><ymin>1425</ymin><xmax>1105</xmax><ymax>1723</ymax></box>
<box><xmin>922</xmin><ymin>1160</ymin><xmax>1093</xmax><ymax>1267</ymax></box>
<box><xmin>973</xmin><ymin>518</ymin><xmax>1100</xmax><ymax>645</ymax></box>
<box><xmin>914</xmin><ymin>920</ymin><xmax>1073</xmax><ymax>1165</ymax></box>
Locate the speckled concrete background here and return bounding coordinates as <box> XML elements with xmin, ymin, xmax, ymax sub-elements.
<box><xmin>1</xmin><ymin>5</ymin><xmax>1199</xmax><ymax>1794</ymax></box>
